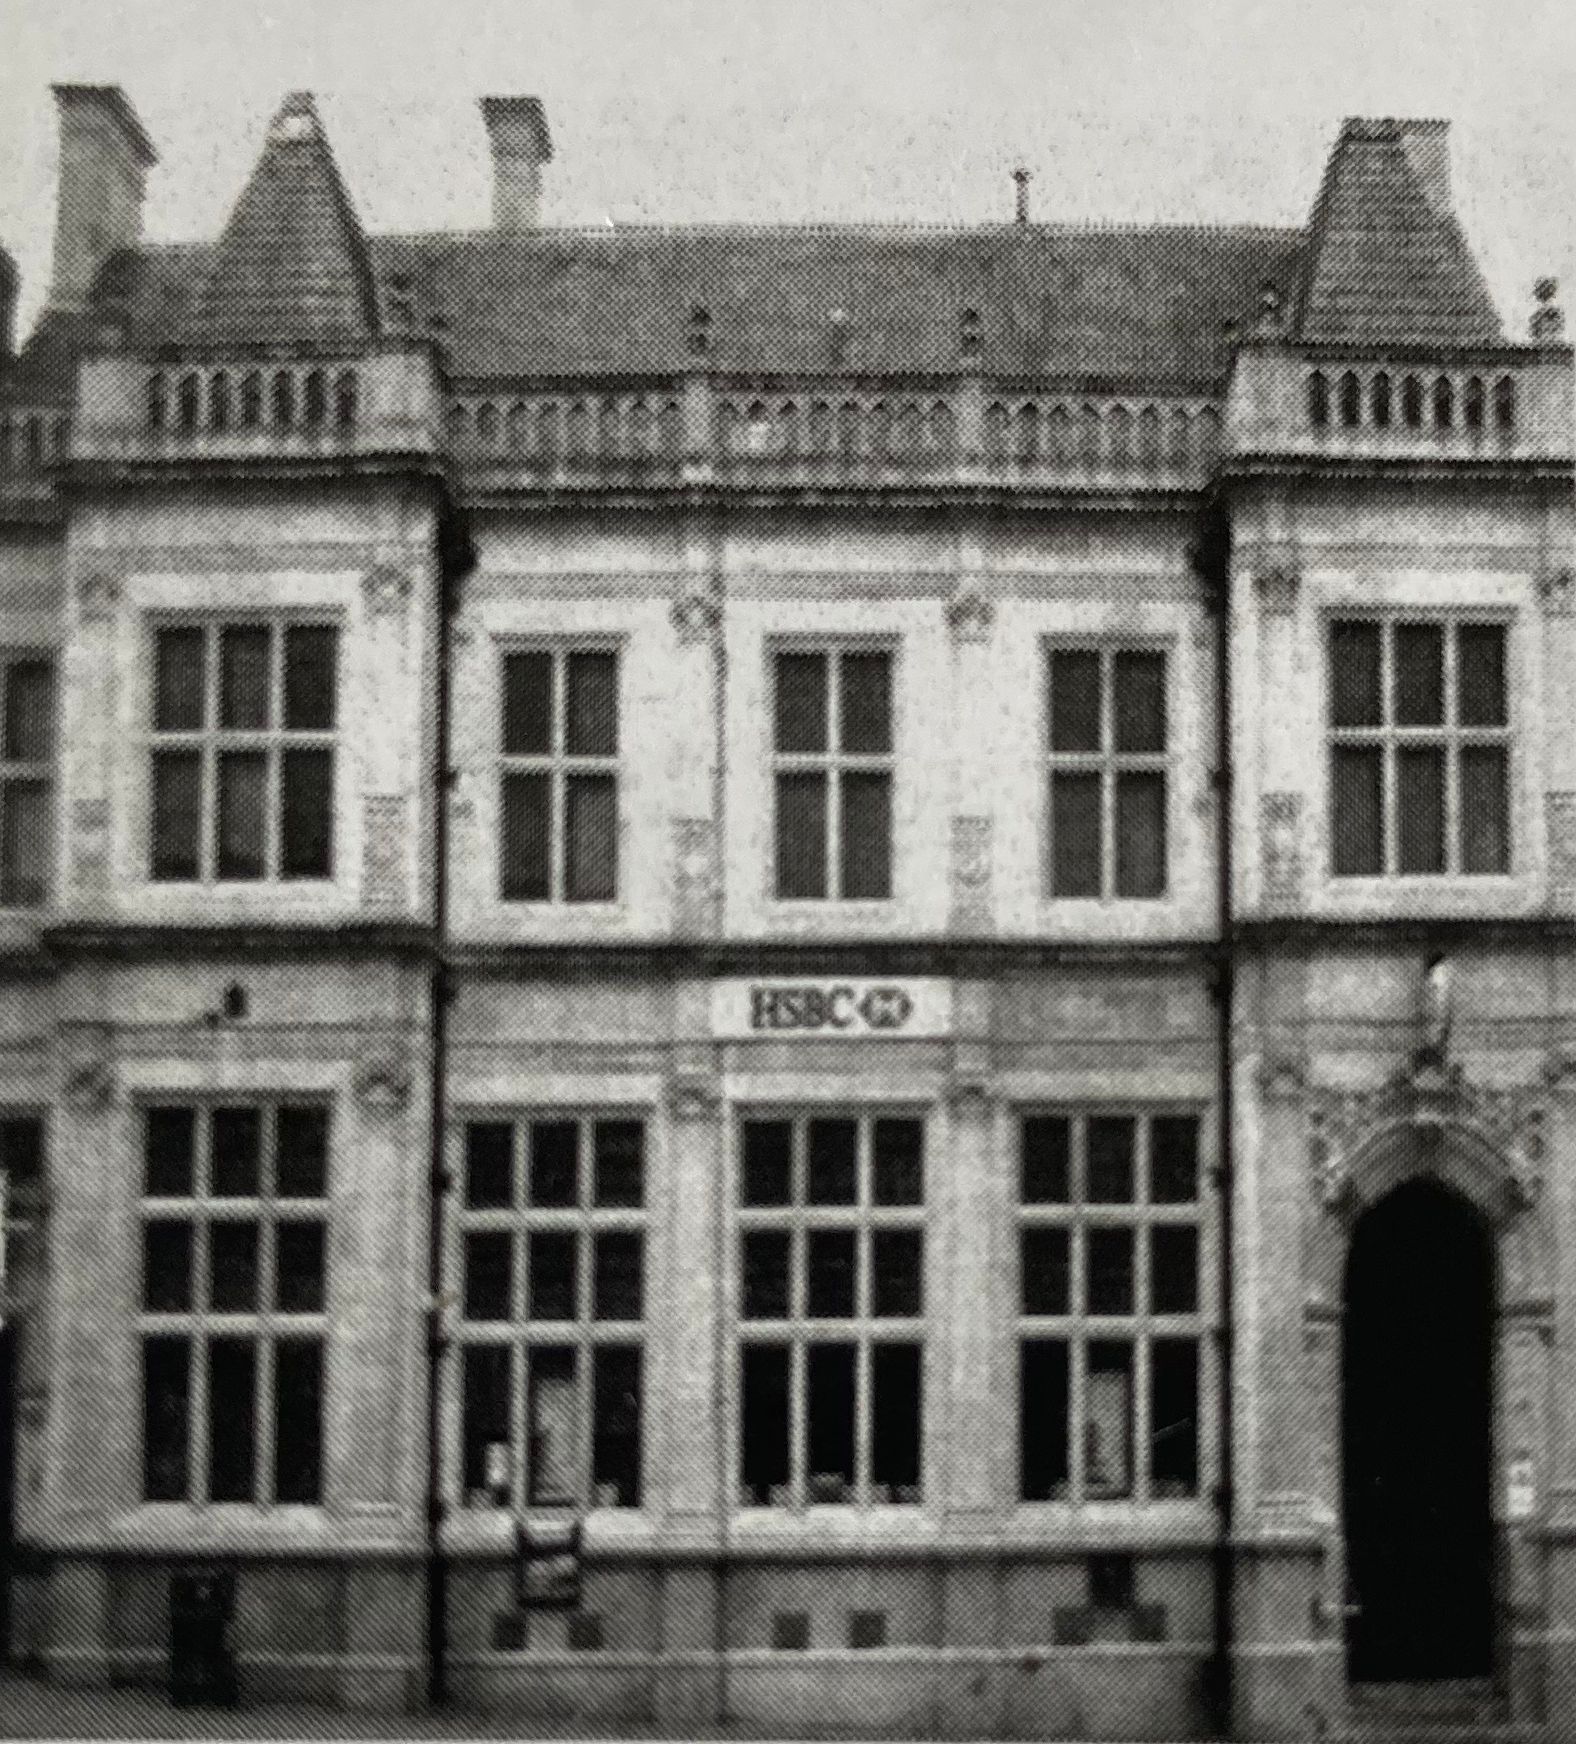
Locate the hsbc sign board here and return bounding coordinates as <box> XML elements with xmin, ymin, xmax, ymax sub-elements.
<box><xmin>711</xmin><ymin>978</ymin><xmax>953</xmax><ymax>1039</ymax></box>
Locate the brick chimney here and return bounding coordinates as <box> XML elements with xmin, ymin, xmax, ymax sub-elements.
<box><xmin>1397</xmin><ymin>118</ymin><xmax>1451</xmax><ymax>215</ymax></box>
<box><xmin>481</xmin><ymin>96</ymin><xmax>553</xmax><ymax>230</ymax></box>
<box><xmin>47</xmin><ymin>84</ymin><xmax>158</xmax><ymax>314</ymax></box>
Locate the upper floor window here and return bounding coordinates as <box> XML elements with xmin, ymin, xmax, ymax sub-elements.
<box><xmin>150</xmin><ymin>623</ymin><xmax>337</xmax><ymax>884</ymax></box>
<box><xmin>772</xmin><ymin>647</ymin><xmax>893</xmax><ymax>901</ymax></box>
<box><xmin>1329</xmin><ymin>619</ymin><xmax>1510</xmax><ymax>877</ymax></box>
<box><xmin>500</xmin><ymin>649</ymin><xmax>619</xmax><ymax>903</ymax></box>
<box><xmin>1047</xmin><ymin>646</ymin><xmax>1168</xmax><ymax>899</ymax></box>
<box><xmin>0</xmin><ymin>656</ymin><xmax>54</xmax><ymax>907</ymax></box>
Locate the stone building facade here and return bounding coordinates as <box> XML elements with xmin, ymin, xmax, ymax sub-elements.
<box><xmin>0</xmin><ymin>84</ymin><xmax>1572</xmax><ymax>1740</ymax></box>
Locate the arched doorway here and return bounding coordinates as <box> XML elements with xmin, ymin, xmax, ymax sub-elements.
<box><xmin>1342</xmin><ymin>1177</ymin><xmax>1494</xmax><ymax>1683</ymax></box>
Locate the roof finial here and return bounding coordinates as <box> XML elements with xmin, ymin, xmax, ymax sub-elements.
<box><xmin>1012</xmin><ymin>166</ymin><xmax>1031</xmax><ymax>227</ymax></box>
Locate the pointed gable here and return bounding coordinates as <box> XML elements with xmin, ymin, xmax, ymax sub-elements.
<box><xmin>189</xmin><ymin>91</ymin><xmax>378</xmax><ymax>350</ymax></box>
<box><xmin>1295</xmin><ymin>118</ymin><xmax>1503</xmax><ymax>347</ymax></box>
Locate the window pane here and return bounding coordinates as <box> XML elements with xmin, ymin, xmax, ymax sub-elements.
<box><xmin>592</xmin><ymin>1346</ymin><xmax>642</xmax><ymax>1508</ymax></box>
<box><xmin>462</xmin><ymin>1344</ymin><xmax>512</xmax><ymax>1501</ymax></box>
<box><xmin>276</xmin><ymin>1106</ymin><xmax>329</xmax><ymax>1198</ymax></box>
<box><xmin>4</xmin><ymin>660</ymin><xmax>53</xmax><ymax>760</ymax></box>
<box><xmin>1461</xmin><ymin>746</ymin><xmax>1509</xmax><ymax>874</ymax></box>
<box><xmin>1</xmin><ymin>780</ymin><xmax>50</xmax><ymax>906</ymax></box>
<box><xmin>565</xmin><ymin>774</ymin><xmax>617</xmax><ymax>901</ymax></box>
<box><xmin>565</xmin><ymin>651</ymin><xmax>618</xmax><ymax>756</ymax></box>
<box><xmin>526</xmin><ymin>1347</ymin><xmax>579</xmax><ymax>1506</ymax></box>
<box><xmin>1151</xmin><ymin>1226</ymin><xmax>1199</xmax><ymax>1313</ymax></box>
<box><xmin>1022</xmin><ymin>1117</ymin><xmax>1071</xmax><ymax>1204</ymax></box>
<box><xmin>742</xmin><ymin>1121</ymin><xmax>792</xmax><ymax>1206</ymax></box>
<box><xmin>1087</xmin><ymin>1227</ymin><xmax>1135</xmax><ymax>1314</ymax></box>
<box><xmin>805</xmin><ymin>1343</ymin><xmax>856</xmax><ymax>1498</ymax></box>
<box><xmin>501</xmin><ymin>771</ymin><xmax>552</xmax><ymax>900</ymax></box>
<box><xmin>1086</xmin><ymin>1341</ymin><xmax>1133</xmax><ymax>1498</ymax></box>
<box><xmin>871</xmin><ymin>1342</ymin><xmax>922</xmax><ymax>1499</ymax></box>
<box><xmin>775</xmin><ymin>772</ymin><xmax>827</xmax><ymax>899</ymax></box>
<box><xmin>1113</xmin><ymin>651</ymin><xmax>1166</xmax><ymax>753</ymax></box>
<box><xmin>593</xmin><ymin>1231</ymin><xmax>643</xmax><ymax>1320</ymax></box>
<box><xmin>1394</xmin><ymin>623</ymin><xmax>1444</xmax><ymax>726</ymax></box>
<box><xmin>141</xmin><ymin>1220</ymin><xmax>193</xmax><ymax>1311</ymax></box>
<box><xmin>841</xmin><ymin>771</ymin><xmax>892</xmax><ymax>899</ymax></box>
<box><xmin>211</xmin><ymin>1108</ymin><xmax>261</xmax><ymax>1197</ymax></box>
<box><xmin>1151</xmin><ymin>1339</ymin><xmax>1199</xmax><ymax>1496</ymax></box>
<box><xmin>1331</xmin><ymin>622</ymin><xmax>1382</xmax><ymax>727</ymax></box>
<box><xmin>774</xmin><ymin>652</ymin><xmax>827</xmax><ymax>753</ymax></box>
<box><xmin>209</xmin><ymin>1220</ymin><xmax>259</xmax><ymax>1311</ymax></box>
<box><xmin>872</xmin><ymin>1119</ymin><xmax>923</xmax><ymax>1206</ymax></box>
<box><xmin>275</xmin><ymin>1221</ymin><xmax>326</xmax><ymax>1313</ymax></box>
<box><xmin>529</xmin><ymin>1122</ymin><xmax>579</xmax><ymax>1207</ymax></box>
<box><xmin>1458</xmin><ymin>625</ymin><xmax>1507</xmax><ymax>727</ymax></box>
<box><xmin>503</xmin><ymin>651</ymin><xmax>553</xmax><ymax>754</ymax></box>
<box><xmin>742</xmin><ymin>1231</ymin><xmax>791</xmax><ymax>1320</ymax></box>
<box><xmin>840</xmin><ymin>651</ymin><xmax>892</xmax><ymax>754</ymax></box>
<box><xmin>142</xmin><ymin>1335</ymin><xmax>191</xmax><ymax>1501</ymax></box>
<box><xmin>1050</xmin><ymin>650</ymin><xmax>1101</xmax><ymax>753</ymax></box>
<box><xmin>528</xmin><ymin>1231</ymin><xmax>578</xmax><ymax>1320</ymax></box>
<box><xmin>807</xmin><ymin>1119</ymin><xmax>857</xmax><ymax>1205</ymax></box>
<box><xmin>807</xmin><ymin>1230</ymin><xmax>857</xmax><ymax>1317</ymax></box>
<box><xmin>593</xmin><ymin>1121</ymin><xmax>644</xmax><ymax>1207</ymax></box>
<box><xmin>219</xmin><ymin>625</ymin><xmax>271</xmax><ymax>729</ymax></box>
<box><xmin>463</xmin><ymin>1232</ymin><xmax>512</xmax><ymax>1320</ymax></box>
<box><xmin>151</xmin><ymin>749</ymin><xmax>201</xmax><ymax>880</ymax></box>
<box><xmin>1019</xmin><ymin>1340</ymin><xmax>1070</xmax><ymax>1501</ymax></box>
<box><xmin>1150</xmin><ymin>1117</ymin><xmax>1199</xmax><ymax>1204</ymax></box>
<box><xmin>283</xmin><ymin>626</ymin><xmax>338</xmax><ymax>730</ymax></box>
<box><xmin>1115</xmin><ymin>771</ymin><xmax>1166</xmax><ymax>898</ymax></box>
<box><xmin>465</xmin><ymin>1123</ymin><xmax>514</xmax><ymax>1208</ymax></box>
<box><xmin>1397</xmin><ymin>747</ymin><xmax>1445</xmax><ymax>874</ymax></box>
<box><xmin>1020</xmin><ymin>1226</ymin><xmax>1070</xmax><ymax>1315</ymax></box>
<box><xmin>1051</xmin><ymin>772</ymin><xmax>1102</xmax><ymax>897</ymax></box>
<box><xmin>154</xmin><ymin>628</ymin><xmax>206</xmax><ymax>731</ymax></box>
<box><xmin>1087</xmin><ymin>1117</ymin><xmax>1135</xmax><ymax>1203</ymax></box>
<box><xmin>741</xmin><ymin>1345</ymin><xmax>790</xmax><ymax>1504</ymax></box>
<box><xmin>145</xmin><ymin>1107</ymin><xmax>196</xmax><ymax>1196</ymax></box>
<box><xmin>280</xmin><ymin>748</ymin><xmax>333</xmax><ymax>878</ymax></box>
<box><xmin>216</xmin><ymin>751</ymin><xmax>267</xmax><ymax>880</ymax></box>
<box><xmin>1333</xmin><ymin>746</ymin><xmax>1383</xmax><ymax>875</ymax></box>
<box><xmin>273</xmin><ymin>1339</ymin><xmax>324</xmax><ymax>1504</ymax></box>
<box><xmin>207</xmin><ymin>1337</ymin><xmax>258</xmax><ymax>1502</ymax></box>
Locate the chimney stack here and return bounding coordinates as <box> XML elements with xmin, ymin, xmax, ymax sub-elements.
<box><xmin>47</xmin><ymin>85</ymin><xmax>157</xmax><ymax>314</ymax></box>
<box><xmin>481</xmin><ymin>97</ymin><xmax>553</xmax><ymax>230</ymax></box>
<box><xmin>1397</xmin><ymin>119</ymin><xmax>1451</xmax><ymax>215</ymax></box>
<box><xmin>0</xmin><ymin>248</ymin><xmax>17</xmax><ymax>359</ymax></box>
<box><xmin>1013</xmin><ymin>167</ymin><xmax>1031</xmax><ymax>226</ymax></box>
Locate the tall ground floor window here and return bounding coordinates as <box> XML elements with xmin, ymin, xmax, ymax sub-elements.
<box><xmin>138</xmin><ymin>1102</ymin><xmax>330</xmax><ymax>1505</ymax></box>
<box><xmin>455</xmin><ymin>1114</ymin><xmax>646</xmax><ymax>1509</ymax></box>
<box><xmin>737</xmin><ymin>1111</ymin><xmax>926</xmax><ymax>1507</ymax></box>
<box><xmin>1017</xmin><ymin>1108</ymin><xmax>1208</xmax><ymax>1503</ymax></box>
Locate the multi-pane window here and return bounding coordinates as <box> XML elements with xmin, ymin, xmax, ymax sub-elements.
<box><xmin>149</xmin><ymin>623</ymin><xmax>337</xmax><ymax>882</ymax></box>
<box><xmin>738</xmin><ymin>1113</ymin><xmax>924</xmax><ymax>1507</ymax></box>
<box><xmin>0</xmin><ymin>657</ymin><xmax>54</xmax><ymax>906</ymax></box>
<box><xmin>1017</xmin><ymin>1111</ymin><xmax>1206</xmax><ymax>1503</ymax></box>
<box><xmin>772</xmin><ymin>648</ymin><xmax>894</xmax><ymax>900</ymax></box>
<box><xmin>1329</xmin><ymin>619</ymin><xmax>1510</xmax><ymax>877</ymax></box>
<box><xmin>455</xmin><ymin>1116</ymin><xmax>645</xmax><ymax>1509</ymax></box>
<box><xmin>1047</xmin><ymin>647</ymin><xmax>1168</xmax><ymax>899</ymax></box>
<box><xmin>139</xmin><ymin>1103</ymin><xmax>330</xmax><ymax>1505</ymax></box>
<box><xmin>499</xmin><ymin>650</ymin><xmax>619</xmax><ymax>903</ymax></box>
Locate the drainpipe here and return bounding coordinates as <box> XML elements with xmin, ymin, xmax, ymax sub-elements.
<box><xmin>1192</xmin><ymin>490</ymin><xmax>1236</xmax><ymax>1733</ymax></box>
<box><xmin>425</xmin><ymin>491</ymin><xmax>475</xmax><ymax>1706</ymax></box>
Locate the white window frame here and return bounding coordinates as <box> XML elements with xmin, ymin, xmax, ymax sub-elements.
<box><xmin>146</xmin><ymin>617</ymin><xmax>339</xmax><ymax>885</ymax></box>
<box><xmin>735</xmin><ymin>1107</ymin><xmax>927</xmax><ymax>1510</ymax></box>
<box><xmin>450</xmin><ymin>1111</ymin><xmax>647</xmax><ymax>1512</ymax></box>
<box><xmin>1015</xmin><ymin>1106</ymin><xmax>1213</xmax><ymax>1507</ymax></box>
<box><xmin>136</xmin><ymin>1100</ymin><xmax>331</xmax><ymax>1509</ymax></box>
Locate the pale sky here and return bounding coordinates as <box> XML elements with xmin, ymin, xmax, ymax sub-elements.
<box><xmin>2</xmin><ymin>0</ymin><xmax>1572</xmax><ymax>346</ymax></box>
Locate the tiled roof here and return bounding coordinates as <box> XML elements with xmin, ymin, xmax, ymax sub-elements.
<box><xmin>1295</xmin><ymin>119</ymin><xmax>1504</xmax><ymax>346</ymax></box>
<box><xmin>186</xmin><ymin>91</ymin><xmax>379</xmax><ymax>350</ymax></box>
